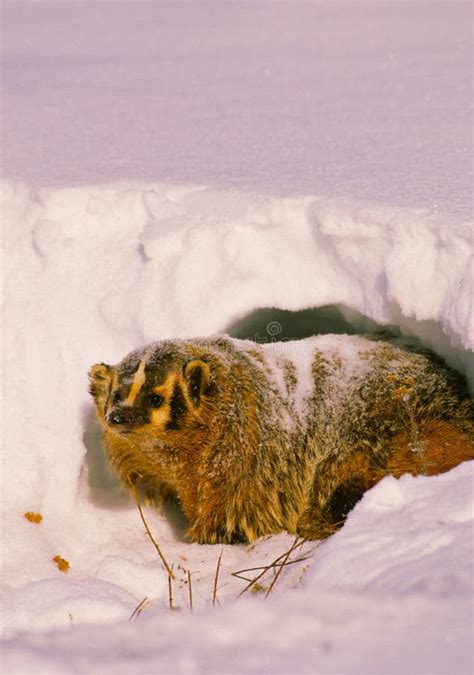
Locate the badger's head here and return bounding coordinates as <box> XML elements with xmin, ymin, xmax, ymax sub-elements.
<box><xmin>89</xmin><ymin>343</ymin><xmax>219</xmax><ymax>446</ymax></box>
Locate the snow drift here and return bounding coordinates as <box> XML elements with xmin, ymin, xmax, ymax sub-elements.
<box><xmin>1</xmin><ymin>179</ymin><xmax>473</xmax><ymax>673</ymax></box>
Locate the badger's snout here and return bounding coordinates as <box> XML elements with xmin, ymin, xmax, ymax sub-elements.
<box><xmin>107</xmin><ymin>408</ymin><xmax>134</xmax><ymax>426</ymax></box>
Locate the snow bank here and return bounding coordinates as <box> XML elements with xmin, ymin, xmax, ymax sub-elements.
<box><xmin>2</xmin><ymin>464</ymin><xmax>473</xmax><ymax>674</ymax></box>
<box><xmin>1</xmin><ymin>178</ymin><xmax>473</xmax><ymax>673</ymax></box>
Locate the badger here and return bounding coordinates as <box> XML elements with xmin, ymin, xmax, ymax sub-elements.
<box><xmin>89</xmin><ymin>334</ymin><xmax>473</xmax><ymax>543</ymax></box>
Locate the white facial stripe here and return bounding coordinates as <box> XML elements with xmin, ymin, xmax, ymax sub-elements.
<box><xmin>124</xmin><ymin>348</ymin><xmax>154</xmax><ymax>406</ymax></box>
<box><xmin>105</xmin><ymin>369</ymin><xmax>120</xmax><ymax>417</ymax></box>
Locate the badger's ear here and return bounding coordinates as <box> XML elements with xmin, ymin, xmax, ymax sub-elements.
<box><xmin>183</xmin><ymin>360</ymin><xmax>211</xmax><ymax>407</ymax></box>
<box><xmin>88</xmin><ymin>363</ymin><xmax>112</xmax><ymax>399</ymax></box>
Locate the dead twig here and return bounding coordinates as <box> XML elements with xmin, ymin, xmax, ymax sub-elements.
<box><xmin>265</xmin><ymin>537</ymin><xmax>301</xmax><ymax>597</ymax></box>
<box><xmin>232</xmin><ymin>554</ymin><xmax>310</xmax><ymax>581</ymax></box>
<box><xmin>212</xmin><ymin>549</ymin><xmax>223</xmax><ymax>607</ymax></box>
<box><xmin>187</xmin><ymin>569</ymin><xmax>193</xmax><ymax>612</ymax></box>
<box><xmin>168</xmin><ymin>566</ymin><xmax>174</xmax><ymax>610</ymax></box>
<box><xmin>236</xmin><ymin>539</ymin><xmax>306</xmax><ymax>597</ymax></box>
<box><xmin>129</xmin><ymin>484</ymin><xmax>175</xmax><ymax>579</ymax></box>
<box><xmin>129</xmin><ymin>596</ymin><xmax>149</xmax><ymax>620</ymax></box>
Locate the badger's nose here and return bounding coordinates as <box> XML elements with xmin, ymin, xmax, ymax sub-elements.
<box><xmin>107</xmin><ymin>408</ymin><xmax>133</xmax><ymax>426</ymax></box>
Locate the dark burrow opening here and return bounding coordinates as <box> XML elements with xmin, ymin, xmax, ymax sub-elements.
<box><xmin>225</xmin><ymin>304</ymin><xmax>400</xmax><ymax>342</ymax></box>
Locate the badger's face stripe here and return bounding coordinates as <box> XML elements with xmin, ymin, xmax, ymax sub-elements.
<box><xmin>167</xmin><ymin>383</ymin><xmax>188</xmax><ymax>430</ymax></box>
<box><xmin>124</xmin><ymin>348</ymin><xmax>154</xmax><ymax>406</ymax></box>
<box><xmin>149</xmin><ymin>374</ymin><xmax>177</xmax><ymax>428</ymax></box>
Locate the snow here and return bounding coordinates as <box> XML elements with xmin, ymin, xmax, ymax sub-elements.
<box><xmin>2</xmin><ymin>1</ymin><xmax>473</xmax><ymax>219</ymax></box>
<box><xmin>1</xmin><ymin>1</ymin><xmax>473</xmax><ymax>674</ymax></box>
<box><xmin>2</xmin><ymin>468</ymin><xmax>473</xmax><ymax>675</ymax></box>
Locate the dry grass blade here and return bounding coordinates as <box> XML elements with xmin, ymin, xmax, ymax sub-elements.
<box><xmin>168</xmin><ymin>566</ymin><xmax>174</xmax><ymax>610</ymax></box>
<box><xmin>129</xmin><ymin>596</ymin><xmax>149</xmax><ymax>620</ymax></box>
<box><xmin>129</xmin><ymin>484</ymin><xmax>175</xmax><ymax>579</ymax></box>
<box><xmin>232</xmin><ymin>555</ymin><xmax>310</xmax><ymax>581</ymax></box>
<box><xmin>265</xmin><ymin>536</ymin><xmax>301</xmax><ymax>597</ymax></box>
<box><xmin>187</xmin><ymin>569</ymin><xmax>193</xmax><ymax>612</ymax></box>
<box><xmin>212</xmin><ymin>549</ymin><xmax>223</xmax><ymax>607</ymax></box>
<box><xmin>236</xmin><ymin>539</ymin><xmax>306</xmax><ymax>597</ymax></box>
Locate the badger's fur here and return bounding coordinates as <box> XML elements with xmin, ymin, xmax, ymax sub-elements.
<box><xmin>89</xmin><ymin>334</ymin><xmax>473</xmax><ymax>543</ymax></box>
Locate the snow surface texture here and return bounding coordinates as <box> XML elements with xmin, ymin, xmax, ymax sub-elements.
<box><xmin>1</xmin><ymin>1</ymin><xmax>473</xmax><ymax>674</ymax></box>
<box><xmin>2</xmin><ymin>0</ymin><xmax>473</xmax><ymax>218</ymax></box>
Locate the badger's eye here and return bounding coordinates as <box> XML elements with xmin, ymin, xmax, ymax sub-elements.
<box><xmin>148</xmin><ymin>393</ymin><xmax>165</xmax><ymax>408</ymax></box>
<box><xmin>112</xmin><ymin>391</ymin><xmax>121</xmax><ymax>404</ymax></box>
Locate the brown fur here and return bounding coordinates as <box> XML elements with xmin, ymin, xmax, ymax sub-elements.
<box><xmin>89</xmin><ymin>335</ymin><xmax>474</xmax><ymax>543</ymax></box>
<box><xmin>387</xmin><ymin>421</ymin><xmax>473</xmax><ymax>477</ymax></box>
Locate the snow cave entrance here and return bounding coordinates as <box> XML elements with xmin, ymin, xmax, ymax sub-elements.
<box><xmin>225</xmin><ymin>304</ymin><xmax>397</xmax><ymax>343</ymax></box>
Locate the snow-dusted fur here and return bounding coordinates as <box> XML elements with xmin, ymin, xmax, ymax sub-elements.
<box><xmin>90</xmin><ymin>334</ymin><xmax>473</xmax><ymax>543</ymax></box>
